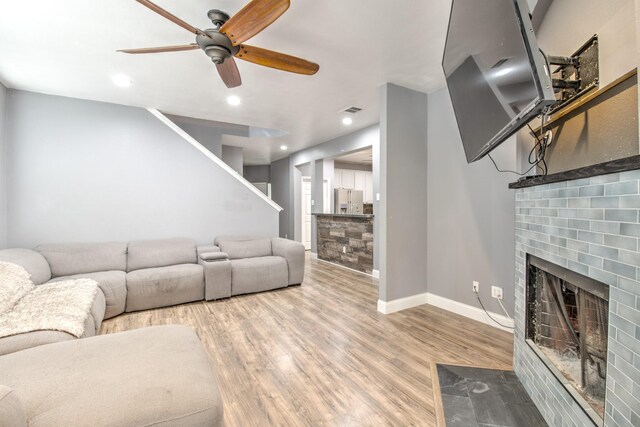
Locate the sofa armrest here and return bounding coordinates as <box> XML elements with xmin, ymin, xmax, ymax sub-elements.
<box><xmin>198</xmin><ymin>257</ymin><xmax>231</xmax><ymax>300</ymax></box>
<box><xmin>271</xmin><ymin>238</ymin><xmax>305</xmax><ymax>285</ymax></box>
<box><xmin>199</xmin><ymin>252</ymin><xmax>228</xmax><ymax>262</ymax></box>
<box><xmin>197</xmin><ymin>245</ymin><xmax>220</xmax><ymax>257</ymax></box>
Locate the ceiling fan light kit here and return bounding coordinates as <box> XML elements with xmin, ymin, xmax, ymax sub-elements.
<box><xmin>119</xmin><ymin>0</ymin><xmax>319</xmax><ymax>88</ymax></box>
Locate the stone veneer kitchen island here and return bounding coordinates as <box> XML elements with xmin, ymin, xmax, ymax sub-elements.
<box><xmin>313</xmin><ymin>213</ymin><xmax>374</xmax><ymax>274</ymax></box>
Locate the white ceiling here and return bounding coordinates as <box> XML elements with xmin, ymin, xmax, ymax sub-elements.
<box><xmin>0</xmin><ymin>0</ymin><xmax>452</xmax><ymax>164</ymax></box>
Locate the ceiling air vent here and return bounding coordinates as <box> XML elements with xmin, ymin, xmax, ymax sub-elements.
<box><xmin>342</xmin><ymin>106</ymin><xmax>363</xmax><ymax>114</ymax></box>
<box><xmin>491</xmin><ymin>58</ymin><xmax>510</xmax><ymax>69</ymax></box>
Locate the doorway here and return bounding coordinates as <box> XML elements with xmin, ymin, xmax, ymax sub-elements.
<box><xmin>301</xmin><ymin>176</ymin><xmax>312</xmax><ymax>250</ymax></box>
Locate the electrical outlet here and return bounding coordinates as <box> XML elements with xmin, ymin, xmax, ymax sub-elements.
<box><xmin>472</xmin><ymin>281</ymin><xmax>479</xmax><ymax>293</ymax></box>
<box><xmin>343</xmin><ymin>246</ymin><xmax>347</xmax><ymax>253</ymax></box>
<box><xmin>491</xmin><ymin>286</ymin><xmax>503</xmax><ymax>300</ymax></box>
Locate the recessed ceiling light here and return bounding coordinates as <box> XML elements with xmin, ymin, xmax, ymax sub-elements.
<box><xmin>112</xmin><ymin>74</ymin><xmax>133</xmax><ymax>88</ymax></box>
<box><xmin>280</xmin><ymin>145</ymin><xmax>288</xmax><ymax>151</ymax></box>
<box><xmin>227</xmin><ymin>95</ymin><xmax>241</xmax><ymax>106</ymax></box>
<box><xmin>342</xmin><ymin>117</ymin><xmax>353</xmax><ymax>126</ymax></box>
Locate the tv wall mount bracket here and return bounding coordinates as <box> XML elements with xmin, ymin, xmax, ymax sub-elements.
<box><xmin>546</xmin><ymin>34</ymin><xmax>599</xmax><ymax>114</ymax></box>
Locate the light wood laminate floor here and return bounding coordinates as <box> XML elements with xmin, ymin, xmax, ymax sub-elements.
<box><xmin>101</xmin><ymin>255</ymin><xmax>513</xmax><ymax>426</ymax></box>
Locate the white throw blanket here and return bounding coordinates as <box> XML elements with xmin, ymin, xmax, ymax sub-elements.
<box><xmin>0</xmin><ymin>261</ymin><xmax>99</xmax><ymax>338</ymax></box>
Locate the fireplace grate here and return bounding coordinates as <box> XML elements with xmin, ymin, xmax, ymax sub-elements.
<box><xmin>526</xmin><ymin>255</ymin><xmax>609</xmax><ymax>419</ymax></box>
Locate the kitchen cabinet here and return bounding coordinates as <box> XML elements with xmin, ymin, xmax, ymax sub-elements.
<box><xmin>334</xmin><ymin>168</ymin><xmax>374</xmax><ymax>203</ymax></box>
<box><xmin>354</xmin><ymin>171</ymin><xmax>366</xmax><ymax>194</ymax></box>
<box><xmin>340</xmin><ymin>170</ymin><xmax>355</xmax><ymax>189</ymax></box>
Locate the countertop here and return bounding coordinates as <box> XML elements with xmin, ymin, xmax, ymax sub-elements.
<box><xmin>312</xmin><ymin>213</ymin><xmax>375</xmax><ymax>218</ymax></box>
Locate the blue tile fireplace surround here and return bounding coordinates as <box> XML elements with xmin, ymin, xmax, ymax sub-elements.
<box><xmin>512</xmin><ymin>160</ymin><xmax>640</xmax><ymax>427</ymax></box>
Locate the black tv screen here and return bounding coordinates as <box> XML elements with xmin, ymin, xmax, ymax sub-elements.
<box><xmin>442</xmin><ymin>0</ymin><xmax>556</xmax><ymax>163</ymax></box>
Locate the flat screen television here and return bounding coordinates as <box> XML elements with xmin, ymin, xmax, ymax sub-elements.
<box><xmin>442</xmin><ymin>0</ymin><xmax>556</xmax><ymax>163</ymax></box>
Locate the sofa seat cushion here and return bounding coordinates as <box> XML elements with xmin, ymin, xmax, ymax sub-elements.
<box><xmin>0</xmin><ymin>326</ymin><xmax>223</xmax><ymax>426</ymax></box>
<box><xmin>126</xmin><ymin>264</ymin><xmax>204</xmax><ymax>312</ymax></box>
<box><xmin>230</xmin><ymin>256</ymin><xmax>288</xmax><ymax>295</ymax></box>
<box><xmin>0</xmin><ymin>290</ymin><xmax>105</xmax><ymax>356</ymax></box>
<box><xmin>127</xmin><ymin>238</ymin><xmax>197</xmax><ymax>272</ymax></box>
<box><xmin>0</xmin><ymin>385</ymin><xmax>27</xmax><ymax>427</ymax></box>
<box><xmin>48</xmin><ymin>271</ymin><xmax>126</xmax><ymax>319</ymax></box>
<box><xmin>217</xmin><ymin>237</ymin><xmax>272</xmax><ymax>260</ymax></box>
<box><xmin>35</xmin><ymin>242</ymin><xmax>127</xmax><ymax>278</ymax></box>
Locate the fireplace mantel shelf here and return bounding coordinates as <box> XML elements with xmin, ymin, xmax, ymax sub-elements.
<box><xmin>509</xmin><ymin>155</ymin><xmax>640</xmax><ymax>189</ymax></box>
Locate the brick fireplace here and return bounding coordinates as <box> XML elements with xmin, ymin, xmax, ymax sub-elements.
<box><xmin>513</xmin><ymin>168</ymin><xmax>640</xmax><ymax>427</ymax></box>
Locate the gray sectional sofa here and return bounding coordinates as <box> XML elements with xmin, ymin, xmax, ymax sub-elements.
<box><xmin>0</xmin><ymin>235</ymin><xmax>305</xmax><ymax>426</ymax></box>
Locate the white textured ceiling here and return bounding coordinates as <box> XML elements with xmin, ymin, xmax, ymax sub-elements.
<box><xmin>0</xmin><ymin>0</ymin><xmax>452</xmax><ymax>163</ymax></box>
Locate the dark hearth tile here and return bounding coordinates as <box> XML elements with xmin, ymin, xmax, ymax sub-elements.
<box><xmin>437</xmin><ymin>365</ymin><xmax>469</xmax><ymax>397</ymax></box>
<box><xmin>436</xmin><ymin>365</ymin><xmax>548</xmax><ymax>427</ymax></box>
<box><xmin>508</xmin><ymin>403</ymin><xmax>547</xmax><ymax>427</ymax></box>
<box><xmin>441</xmin><ymin>394</ymin><xmax>479</xmax><ymax>427</ymax></box>
<box><xmin>467</xmin><ymin>381</ymin><xmax>516</xmax><ymax>426</ymax></box>
<box><xmin>443</xmin><ymin>365</ymin><xmax>505</xmax><ymax>382</ymax></box>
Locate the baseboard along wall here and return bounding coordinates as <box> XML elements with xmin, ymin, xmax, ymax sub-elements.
<box><xmin>377</xmin><ymin>292</ymin><xmax>514</xmax><ymax>333</ymax></box>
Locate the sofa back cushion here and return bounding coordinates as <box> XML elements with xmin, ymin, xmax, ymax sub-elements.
<box><xmin>0</xmin><ymin>248</ymin><xmax>52</xmax><ymax>285</ymax></box>
<box><xmin>216</xmin><ymin>237</ymin><xmax>272</xmax><ymax>260</ymax></box>
<box><xmin>0</xmin><ymin>262</ymin><xmax>35</xmax><ymax>315</ymax></box>
<box><xmin>0</xmin><ymin>385</ymin><xmax>27</xmax><ymax>427</ymax></box>
<box><xmin>36</xmin><ymin>242</ymin><xmax>127</xmax><ymax>278</ymax></box>
<box><xmin>127</xmin><ymin>238</ymin><xmax>196</xmax><ymax>272</ymax></box>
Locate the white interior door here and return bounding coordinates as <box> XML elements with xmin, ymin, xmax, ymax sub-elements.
<box><xmin>302</xmin><ymin>177</ymin><xmax>312</xmax><ymax>250</ymax></box>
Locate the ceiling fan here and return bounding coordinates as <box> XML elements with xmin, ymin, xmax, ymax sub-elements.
<box><xmin>118</xmin><ymin>0</ymin><xmax>319</xmax><ymax>88</ymax></box>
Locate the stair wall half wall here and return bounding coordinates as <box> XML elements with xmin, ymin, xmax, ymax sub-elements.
<box><xmin>2</xmin><ymin>90</ymin><xmax>279</xmax><ymax>248</ymax></box>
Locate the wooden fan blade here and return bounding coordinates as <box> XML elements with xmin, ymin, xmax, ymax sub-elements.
<box><xmin>235</xmin><ymin>45</ymin><xmax>319</xmax><ymax>75</ymax></box>
<box><xmin>216</xmin><ymin>57</ymin><xmax>242</xmax><ymax>88</ymax></box>
<box><xmin>220</xmin><ymin>0</ymin><xmax>289</xmax><ymax>46</ymax></box>
<box><xmin>135</xmin><ymin>0</ymin><xmax>207</xmax><ymax>36</ymax></box>
<box><xmin>118</xmin><ymin>44</ymin><xmax>200</xmax><ymax>54</ymax></box>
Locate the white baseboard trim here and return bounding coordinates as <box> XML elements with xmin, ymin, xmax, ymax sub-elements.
<box><xmin>377</xmin><ymin>293</ymin><xmax>429</xmax><ymax>314</ymax></box>
<box><xmin>426</xmin><ymin>293</ymin><xmax>514</xmax><ymax>333</ymax></box>
<box><xmin>372</xmin><ymin>269</ymin><xmax>380</xmax><ymax>279</ymax></box>
<box><xmin>310</xmin><ymin>252</ymin><xmax>318</xmax><ymax>260</ymax></box>
<box><xmin>315</xmin><ymin>258</ymin><xmax>375</xmax><ymax>278</ymax></box>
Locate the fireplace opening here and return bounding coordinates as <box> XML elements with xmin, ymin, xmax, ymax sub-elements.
<box><xmin>526</xmin><ymin>255</ymin><xmax>609</xmax><ymax>420</ymax></box>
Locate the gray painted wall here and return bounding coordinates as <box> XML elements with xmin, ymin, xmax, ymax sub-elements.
<box><xmin>244</xmin><ymin>165</ymin><xmax>270</xmax><ymax>183</ymax></box>
<box><xmin>379</xmin><ymin>84</ymin><xmax>429</xmax><ymax>301</ymax></box>
<box><xmin>0</xmin><ymin>82</ymin><xmax>7</xmax><ymax>249</ymax></box>
<box><xmin>538</xmin><ymin>0</ymin><xmax>637</xmax><ymax>89</ymax></box>
<box><xmin>323</xmin><ymin>159</ymin><xmax>335</xmax><ymax>214</ymax></box>
<box><xmin>279</xmin><ymin>125</ymin><xmax>380</xmax><ymax>243</ymax></box>
<box><xmin>270</xmin><ymin>156</ymin><xmax>290</xmax><ymax>238</ymax></box>
<box><xmin>4</xmin><ymin>90</ymin><xmax>278</xmax><ymax>248</ymax></box>
<box><xmin>518</xmin><ymin>0</ymin><xmax>640</xmax><ymax>174</ymax></box>
<box><xmin>171</xmin><ymin>120</ymin><xmax>223</xmax><ymax>158</ymax></box>
<box><xmin>426</xmin><ymin>87</ymin><xmax>517</xmax><ymax>315</ymax></box>
<box><xmin>221</xmin><ymin>145</ymin><xmax>243</xmax><ymax>176</ymax></box>
<box><xmin>637</xmin><ymin>0</ymin><xmax>640</xmax><ymax>145</ymax></box>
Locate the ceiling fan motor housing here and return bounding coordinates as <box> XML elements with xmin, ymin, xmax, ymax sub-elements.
<box><xmin>196</xmin><ymin>29</ymin><xmax>239</xmax><ymax>64</ymax></box>
<box><xmin>207</xmin><ymin>9</ymin><xmax>230</xmax><ymax>27</ymax></box>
